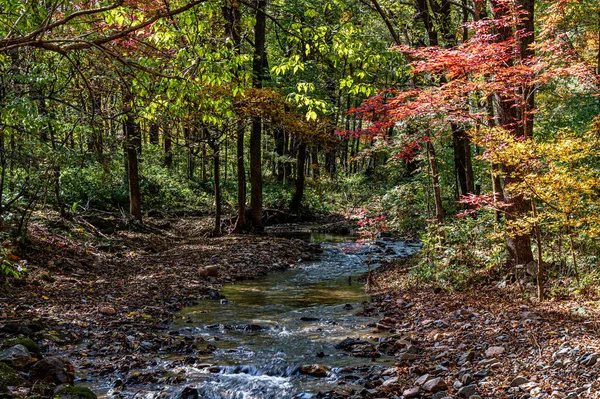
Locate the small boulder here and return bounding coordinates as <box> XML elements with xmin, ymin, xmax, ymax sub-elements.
<box><xmin>199</xmin><ymin>266</ymin><xmax>219</xmax><ymax>277</ymax></box>
<box><xmin>29</xmin><ymin>357</ymin><xmax>74</xmax><ymax>385</ymax></box>
<box><xmin>423</xmin><ymin>377</ymin><xmax>447</xmax><ymax>393</ymax></box>
<box><xmin>4</xmin><ymin>338</ymin><xmax>42</xmax><ymax>359</ymax></box>
<box><xmin>54</xmin><ymin>385</ymin><xmax>97</xmax><ymax>399</ymax></box>
<box><xmin>0</xmin><ymin>345</ymin><xmax>32</xmax><ymax>369</ymax></box>
<box><xmin>298</xmin><ymin>364</ymin><xmax>328</xmax><ymax>377</ymax></box>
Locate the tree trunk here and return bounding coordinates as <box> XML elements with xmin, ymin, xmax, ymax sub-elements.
<box><xmin>211</xmin><ymin>141</ymin><xmax>222</xmax><ymax>236</ymax></box>
<box><xmin>597</xmin><ymin>9</ymin><xmax>600</xmax><ymax>112</ymax></box>
<box><xmin>452</xmin><ymin>124</ymin><xmax>475</xmax><ymax>197</ymax></box>
<box><xmin>163</xmin><ymin>125</ymin><xmax>173</xmax><ymax>168</ymax></box>
<box><xmin>416</xmin><ymin>0</ymin><xmax>438</xmax><ymax>46</ymax></box>
<box><xmin>532</xmin><ymin>200</ymin><xmax>544</xmax><ymax>300</ymax></box>
<box><xmin>201</xmin><ymin>142</ymin><xmax>206</xmax><ymax>183</ymax></box>
<box><xmin>249</xmin><ymin>0</ymin><xmax>267</xmax><ymax>231</ymax></box>
<box><xmin>233</xmin><ymin>122</ymin><xmax>247</xmax><ymax>233</ymax></box>
<box><xmin>123</xmin><ymin>95</ymin><xmax>142</xmax><ymax>222</ymax></box>
<box><xmin>519</xmin><ymin>0</ymin><xmax>535</xmax><ymax>137</ymax></box>
<box><xmin>274</xmin><ymin>126</ymin><xmax>285</xmax><ymax>182</ymax></box>
<box><xmin>491</xmin><ymin>0</ymin><xmax>535</xmax><ymax>265</ymax></box>
<box><xmin>311</xmin><ymin>146</ymin><xmax>319</xmax><ymax>177</ymax></box>
<box><xmin>325</xmin><ymin>147</ymin><xmax>336</xmax><ymax>177</ymax></box>
<box><xmin>426</xmin><ymin>141</ymin><xmax>444</xmax><ymax>225</ymax></box>
<box><xmin>0</xmin><ymin>132</ymin><xmax>6</xmax><ymax>216</ymax></box>
<box><xmin>290</xmin><ymin>141</ymin><xmax>307</xmax><ymax>213</ymax></box>
<box><xmin>223</xmin><ymin>0</ymin><xmax>248</xmax><ymax>233</ymax></box>
<box><xmin>283</xmin><ymin>131</ymin><xmax>292</xmax><ymax>183</ymax></box>
<box><xmin>149</xmin><ymin>122</ymin><xmax>159</xmax><ymax>145</ymax></box>
<box><xmin>38</xmin><ymin>91</ymin><xmax>65</xmax><ymax>216</ymax></box>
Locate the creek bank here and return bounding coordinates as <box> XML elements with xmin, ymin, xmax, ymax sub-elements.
<box><xmin>0</xmin><ymin>216</ymin><xmax>322</xmax><ymax>398</ymax></box>
<box><xmin>318</xmin><ymin>257</ymin><xmax>600</xmax><ymax>399</ymax></box>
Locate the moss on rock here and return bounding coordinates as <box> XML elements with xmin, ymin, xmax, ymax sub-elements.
<box><xmin>54</xmin><ymin>385</ymin><xmax>97</xmax><ymax>399</ymax></box>
<box><xmin>4</xmin><ymin>338</ymin><xmax>41</xmax><ymax>358</ymax></box>
<box><xmin>0</xmin><ymin>363</ymin><xmax>22</xmax><ymax>386</ymax></box>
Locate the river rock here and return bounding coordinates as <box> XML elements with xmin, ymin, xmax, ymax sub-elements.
<box><xmin>0</xmin><ymin>322</ymin><xmax>44</xmax><ymax>337</ymax></box>
<box><xmin>335</xmin><ymin>338</ymin><xmax>367</xmax><ymax>350</ymax></box>
<box><xmin>99</xmin><ymin>306</ymin><xmax>117</xmax><ymax>316</ymax></box>
<box><xmin>199</xmin><ymin>266</ymin><xmax>219</xmax><ymax>277</ymax></box>
<box><xmin>397</xmin><ymin>353</ymin><xmax>419</xmax><ymax>361</ymax></box>
<box><xmin>29</xmin><ymin>357</ymin><xmax>75</xmax><ymax>385</ymax></box>
<box><xmin>298</xmin><ymin>364</ymin><xmax>328</xmax><ymax>377</ymax></box>
<box><xmin>238</xmin><ymin>324</ymin><xmax>264</xmax><ymax>332</ymax></box>
<box><xmin>510</xmin><ymin>375</ymin><xmax>529</xmax><ymax>387</ymax></box>
<box><xmin>178</xmin><ymin>387</ymin><xmax>199</xmax><ymax>399</ymax></box>
<box><xmin>458</xmin><ymin>384</ymin><xmax>478</xmax><ymax>397</ymax></box>
<box><xmin>380</xmin><ymin>376</ymin><xmax>400</xmax><ymax>390</ymax></box>
<box><xmin>457</xmin><ymin>351</ymin><xmax>474</xmax><ymax>366</ymax></box>
<box><xmin>4</xmin><ymin>338</ymin><xmax>42</xmax><ymax>359</ymax></box>
<box><xmin>376</xmin><ymin>317</ymin><xmax>396</xmax><ymax>331</ymax></box>
<box><xmin>415</xmin><ymin>374</ymin><xmax>433</xmax><ymax>386</ymax></box>
<box><xmin>423</xmin><ymin>377</ymin><xmax>447</xmax><ymax>393</ymax></box>
<box><xmin>54</xmin><ymin>385</ymin><xmax>97</xmax><ymax>399</ymax></box>
<box><xmin>0</xmin><ymin>345</ymin><xmax>32</xmax><ymax>369</ymax></box>
<box><xmin>580</xmin><ymin>353</ymin><xmax>598</xmax><ymax>367</ymax></box>
<box><xmin>403</xmin><ymin>386</ymin><xmax>420</xmax><ymax>398</ymax></box>
<box><xmin>485</xmin><ymin>346</ymin><xmax>505</xmax><ymax>357</ymax></box>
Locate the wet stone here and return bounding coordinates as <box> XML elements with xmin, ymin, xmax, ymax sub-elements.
<box><xmin>0</xmin><ymin>345</ymin><xmax>31</xmax><ymax>369</ymax></box>
<box><xmin>298</xmin><ymin>364</ymin><xmax>329</xmax><ymax>377</ymax></box>
<box><xmin>29</xmin><ymin>357</ymin><xmax>75</xmax><ymax>385</ymax></box>
<box><xmin>336</xmin><ymin>338</ymin><xmax>368</xmax><ymax>351</ymax></box>
<box><xmin>178</xmin><ymin>387</ymin><xmax>199</xmax><ymax>399</ymax></box>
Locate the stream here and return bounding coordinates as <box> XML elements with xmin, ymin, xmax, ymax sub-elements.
<box><xmin>92</xmin><ymin>234</ymin><xmax>419</xmax><ymax>399</ymax></box>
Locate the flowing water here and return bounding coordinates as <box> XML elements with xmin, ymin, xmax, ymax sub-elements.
<box><xmin>95</xmin><ymin>234</ymin><xmax>419</xmax><ymax>399</ymax></box>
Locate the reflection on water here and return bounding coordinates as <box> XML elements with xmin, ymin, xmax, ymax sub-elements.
<box><xmin>100</xmin><ymin>233</ymin><xmax>419</xmax><ymax>399</ymax></box>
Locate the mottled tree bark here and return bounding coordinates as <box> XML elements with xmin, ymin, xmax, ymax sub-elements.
<box><xmin>249</xmin><ymin>0</ymin><xmax>267</xmax><ymax>231</ymax></box>
<box><xmin>491</xmin><ymin>0</ymin><xmax>535</xmax><ymax>265</ymax></box>
<box><xmin>123</xmin><ymin>93</ymin><xmax>142</xmax><ymax>222</ymax></box>
<box><xmin>290</xmin><ymin>142</ymin><xmax>307</xmax><ymax>213</ymax></box>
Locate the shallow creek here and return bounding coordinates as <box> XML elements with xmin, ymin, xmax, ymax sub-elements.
<box><xmin>96</xmin><ymin>234</ymin><xmax>418</xmax><ymax>399</ymax></box>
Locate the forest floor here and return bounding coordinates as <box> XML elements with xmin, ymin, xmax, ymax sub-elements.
<box><xmin>322</xmin><ymin>258</ymin><xmax>600</xmax><ymax>399</ymax></box>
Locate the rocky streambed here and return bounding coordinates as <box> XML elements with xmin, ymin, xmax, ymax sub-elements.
<box><xmin>0</xmin><ymin>225</ymin><xmax>421</xmax><ymax>399</ymax></box>
<box><xmin>4</xmin><ymin>223</ymin><xmax>597</xmax><ymax>399</ymax></box>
